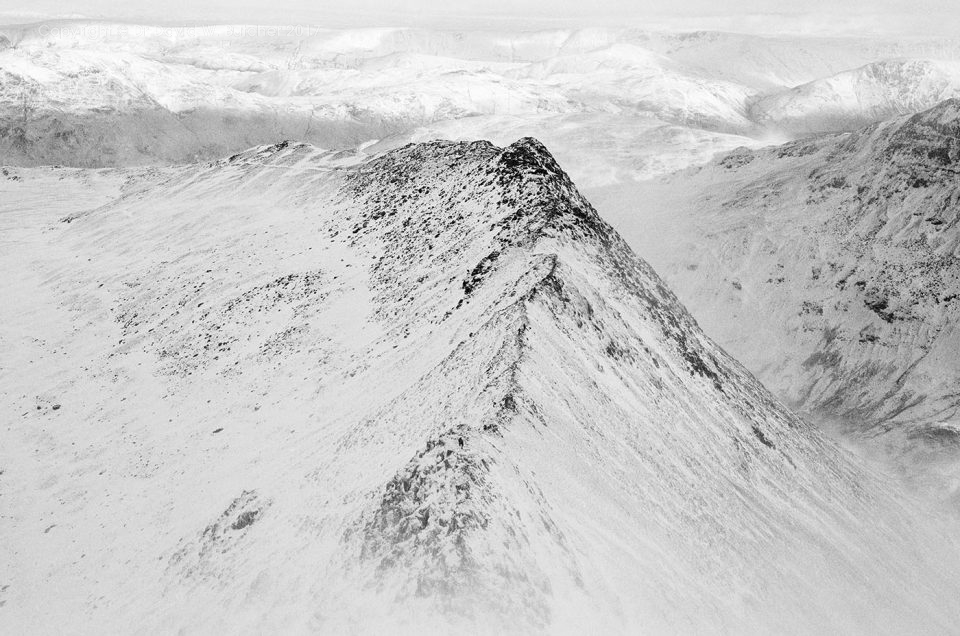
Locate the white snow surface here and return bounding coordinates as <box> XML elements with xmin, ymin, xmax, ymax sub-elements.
<box><xmin>3</xmin><ymin>138</ymin><xmax>960</xmax><ymax>634</ymax></box>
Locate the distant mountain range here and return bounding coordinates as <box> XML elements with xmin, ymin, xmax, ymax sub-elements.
<box><xmin>751</xmin><ymin>60</ymin><xmax>960</xmax><ymax>134</ymax></box>
<box><xmin>2</xmin><ymin>22</ymin><xmax>960</xmax><ymax>184</ymax></box>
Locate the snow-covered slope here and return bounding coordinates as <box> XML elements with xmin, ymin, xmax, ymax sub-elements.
<box><xmin>3</xmin><ymin>138</ymin><xmax>960</xmax><ymax>633</ymax></box>
<box><xmin>606</xmin><ymin>100</ymin><xmax>960</xmax><ymax>503</ymax></box>
<box><xmin>751</xmin><ymin>59</ymin><xmax>960</xmax><ymax>134</ymax></box>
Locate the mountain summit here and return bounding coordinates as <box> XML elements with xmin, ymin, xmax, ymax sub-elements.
<box><xmin>3</xmin><ymin>138</ymin><xmax>959</xmax><ymax>633</ymax></box>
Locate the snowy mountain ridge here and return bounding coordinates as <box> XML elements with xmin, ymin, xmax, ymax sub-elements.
<box><xmin>3</xmin><ymin>137</ymin><xmax>960</xmax><ymax>633</ymax></box>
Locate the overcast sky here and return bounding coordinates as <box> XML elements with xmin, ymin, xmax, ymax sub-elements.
<box><xmin>1</xmin><ymin>0</ymin><xmax>958</xmax><ymax>36</ymax></box>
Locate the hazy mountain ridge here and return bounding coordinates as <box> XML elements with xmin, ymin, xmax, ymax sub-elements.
<box><xmin>3</xmin><ymin>21</ymin><xmax>960</xmax><ymax>186</ymax></box>
<box><xmin>751</xmin><ymin>59</ymin><xmax>960</xmax><ymax>134</ymax></box>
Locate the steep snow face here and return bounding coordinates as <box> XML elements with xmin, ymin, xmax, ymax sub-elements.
<box><xmin>751</xmin><ymin>60</ymin><xmax>960</xmax><ymax>134</ymax></box>
<box><xmin>3</xmin><ymin>138</ymin><xmax>960</xmax><ymax>634</ymax></box>
<box><xmin>607</xmin><ymin>100</ymin><xmax>960</xmax><ymax>504</ymax></box>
